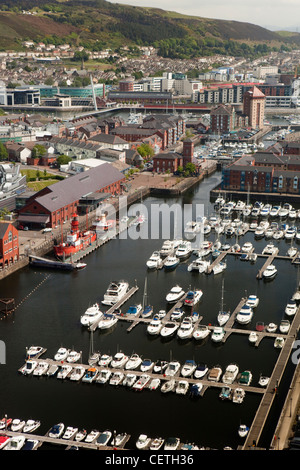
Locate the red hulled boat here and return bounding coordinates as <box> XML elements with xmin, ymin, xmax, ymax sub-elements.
<box><xmin>53</xmin><ymin>213</ymin><xmax>97</xmax><ymax>259</ymax></box>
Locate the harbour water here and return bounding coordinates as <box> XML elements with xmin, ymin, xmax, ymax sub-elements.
<box><xmin>0</xmin><ymin>171</ymin><xmax>298</xmax><ymax>450</ymax></box>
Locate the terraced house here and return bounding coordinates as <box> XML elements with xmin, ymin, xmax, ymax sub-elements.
<box><xmin>221</xmin><ymin>151</ymin><xmax>300</xmax><ymax>194</ymax></box>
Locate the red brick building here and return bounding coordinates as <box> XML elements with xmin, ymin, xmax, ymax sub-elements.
<box><xmin>18</xmin><ymin>163</ymin><xmax>125</xmax><ymax>229</ymax></box>
<box><xmin>0</xmin><ymin>222</ymin><xmax>19</xmax><ymax>269</ymax></box>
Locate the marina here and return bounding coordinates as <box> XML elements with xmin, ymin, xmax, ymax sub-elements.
<box><xmin>1</xmin><ymin>171</ymin><xmax>300</xmax><ymax>450</ymax></box>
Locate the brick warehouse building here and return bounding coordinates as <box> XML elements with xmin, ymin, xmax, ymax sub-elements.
<box><xmin>17</xmin><ymin>163</ymin><xmax>125</xmax><ymax>229</ymax></box>
<box><xmin>0</xmin><ymin>222</ymin><xmax>19</xmax><ymax>269</ymax></box>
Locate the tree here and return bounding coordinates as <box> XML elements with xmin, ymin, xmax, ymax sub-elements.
<box><xmin>137</xmin><ymin>143</ymin><xmax>154</xmax><ymax>159</ymax></box>
<box><xmin>57</xmin><ymin>154</ymin><xmax>72</xmax><ymax>166</ymax></box>
<box><xmin>0</xmin><ymin>142</ymin><xmax>8</xmax><ymax>160</ymax></box>
<box><xmin>32</xmin><ymin>144</ymin><xmax>46</xmax><ymax>159</ymax></box>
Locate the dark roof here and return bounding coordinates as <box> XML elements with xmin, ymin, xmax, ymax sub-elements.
<box><xmin>88</xmin><ymin>134</ymin><xmax>128</xmax><ymax>144</ymax></box>
<box><xmin>0</xmin><ymin>222</ymin><xmax>11</xmax><ymax>239</ymax></box>
<box><xmin>24</xmin><ymin>163</ymin><xmax>124</xmax><ymax>213</ymax></box>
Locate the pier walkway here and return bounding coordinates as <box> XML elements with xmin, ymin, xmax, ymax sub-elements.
<box><xmin>241</xmin><ymin>306</ymin><xmax>300</xmax><ymax>450</ymax></box>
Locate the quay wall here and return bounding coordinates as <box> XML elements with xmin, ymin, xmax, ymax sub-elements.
<box><xmin>0</xmin><ymin>165</ymin><xmax>216</xmax><ymax>283</ymax></box>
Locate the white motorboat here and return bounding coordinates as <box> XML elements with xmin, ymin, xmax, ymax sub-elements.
<box><xmin>153</xmin><ymin>360</ymin><xmax>168</xmax><ymax>374</ymax></box>
<box><xmin>285</xmin><ymin>299</ymin><xmax>297</xmax><ymax>316</ymax></box>
<box><xmin>246</xmin><ymin>295</ymin><xmax>259</xmax><ymax>308</ymax></box>
<box><xmin>160</xmin><ymin>322</ymin><xmax>179</xmax><ymax>338</ymax></box>
<box><xmin>69</xmin><ymin>366</ymin><xmax>85</xmax><ymax>381</ymax></box>
<box><xmin>98</xmin><ymin>353</ymin><xmax>112</xmax><ymax>367</ymax></box>
<box><xmin>184</xmin><ymin>290</ymin><xmax>203</xmax><ymax>306</ymax></box>
<box><xmin>207</xmin><ymin>366</ymin><xmax>222</xmax><ymax>382</ymax></box>
<box><xmin>81</xmin><ymin>367</ymin><xmax>98</xmax><ymax>383</ymax></box>
<box><xmin>285</xmin><ymin>227</ymin><xmax>296</xmax><ymax>240</ymax></box>
<box><xmin>248</xmin><ymin>331</ymin><xmax>258</xmax><ymax>344</ymax></box>
<box><xmin>57</xmin><ymin>364</ymin><xmax>73</xmax><ymax>379</ymax></box>
<box><xmin>175</xmin><ymin>241</ymin><xmax>192</xmax><ymax>259</ymax></box>
<box><xmin>170</xmin><ymin>307</ymin><xmax>185</xmax><ymax>321</ymax></box>
<box><xmin>54</xmin><ymin>347</ymin><xmax>70</xmax><ymax>362</ymax></box>
<box><xmin>187</xmin><ymin>257</ymin><xmax>210</xmax><ymax>273</ymax></box>
<box><xmin>262</xmin><ymin>264</ymin><xmax>277</xmax><ymax>280</ymax></box>
<box><xmin>177</xmin><ymin>317</ymin><xmax>194</xmax><ymax>339</ymax></box>
<box><xmin>66</xmin><ymin>350</ymin><xmax>81</xmax><ymax>363</ymax></box>
<box><xmin>33</xmin><ymin>361</ymin><xmax>49</xmax><ymax>376</ymax></box>
<box><xmin>85</xmin><ymin>430</ymin><xmax>100</xmax><ymax>443</ymax></box>
<box><xmin>80</xmin><ymin>303</ymin><xmax>103</xmax><ymax>326</ymax></box>
<box><xmin>266</xmin><ymin>323</ymin><xmax>277</xmax><ymax>333</ymax></box>
<box><xmin>3</xmin><ymin>436</ymin><xmax>26</xmax><ymax>450</ymax></box>
<box><xmin>279</xmin><ymin>319</ymin><xmax>290</xmax><ymax>333</ymax></box>
<box><xmin>211</xmin><ymin>326</ymin><xmax>225</xmax><ymax>343</ymax></box>
<box><xmin>238</xmin><ymin>424</ymin><xmax>249</xmax><ymax>438</ymax></box>
<box><xmin>111</xmin><ymin>352</ymin><xmax>129</xmax><ymax>368</ymax></box>
<box><xmin>274</xmin><ymin>337</ymin><xmax>285</xmax><ymax>348</ymax></box>
<box><xmin>26</xmin><ymin>346</ymin><xmax>44</xmax><ymax>359</ymax></box>
<box><xmin>109</xmin><ymin>371</ymin><xmax>125</xmax><ymax>386</ymax></box>
<box><xmin>213</xmin><ymin>261</ymin><xmax>227</xmax><ymax>275</ymax></box>
<box><xmin>193</xmin><ymin>324</ymin><xmax>210</xmax><ymax>340</ymax></box>
<box><xmin>164</xmin><ymin>255</ymin><xmax>179</xmax><ymax>270</ymax></box>
<box><xmin>148</xmin><ymin>378</ymin><xmax>161</xmax><ymax>390</ymax></box>
<box><xmin>123</xmin><ymin>373</ymin><xmax>137</xmax><ymax>387</ymax></box>
<box><xmin>140</xmin><ymin>358</ymin><xmax>154</xmax><ymax>372</ymax></box>
<box><xmin>160</xmin><ymin>240</ymin><xmax>176</xmax><ymax>257</ymax></box>
<box><xmin>48</xmin><ymin>423</ymin><xmax>64</xmax><ymax>439</ymax></box>
<box><xmin>63</xmin><ymin>426</ymin><xmax>78</xmax><ymax>440</ymax></box>
<box><xmin>241</xmin><ymin>242</ymin><xmax>253</xmax><ymax>253</ymax></box>
<box><xmin>176</xmin><ymin>380</ymin><xmax>189</xmax><ymax>395</ymax></box>
<box><xmin>75</xmin><ymin>430</ymin><xmax>87</xmax><ymax>442</ymax></box>
<box><xmin>126</xmin><ymin>304</ymin><xmax>142</xmax><ymax>316</ymax></box>
<box><xmin>262</xmin><ymin>243</ymin><xmax>277</xmax><ymax>255</ymax></box>
<box><xmin>181</xmin><ymin>359</ymin><xmax>197</xmax><ymax>377</ymax></box>
<box><xmin>102</xmin><ymin>280</ymin><xmax>129</xmax><ymax>306</ymax></box>
<box><xmin>165</xmin><ymin>285</ymin><xmax>185</xmax><ymax>303</ymax></box>
<box><xmin>161</xmin><ymin>379</ymin><xmax>176</xmax><ymax>393</ymax></box>
<box><xmin>232</xmin><ymin>388</ymin><xmax>245</xmax><ymax>404</ymax></box>
<box><xmin>95</xmin><ymin>369</ymin><xmax>111</xmax><ymax>384</ymax></box>
<box><xmin>222</xmin><ymin>363</ymin><xmax>239</xmax><ymax>384</ymax></box>
<box><xmin>150</xmin><ymin>437</ymin><xmax>165</xmax><ymax>450</ymax></box>
<box><xmin>136</xmin><ymin>434</ymin><xmax>151</xmax><ymax>450</ymax></box>
<box><xmin>236</xmin><ymin>305</ymin><xmax>253</xmax><ymax>325</ymax></box>
<box><xmin>20</xmin><ymin>360</ymin><xmax>37</xmax><ymax>375</ymax></box>
<box><xmin>23</xmin><ymin>419</ymin><xmax>41</xmax><ymax>433</ymax></box>
<box><xmin>219</xmin><ymin>386</ymin><xmax>232</xmax><ymax>400</ymax></box>
<box><xmin>10</xmin><ymin>418</ymin><xmax>25</xmax><ymax>432</ymax></box>
<box><xmin>146</xmin><ymin>251</ymin><xmax>163</xmax><ymax>270</ymax></box>
<box><xmin>194</xmin><ymin>362</ymin><xmax>208</xmax><ymax>379</ymax></box>
<box><xmin>132</xmin><ymin>374</ymin><xmax>151</xmax><ymax>391</ymax></box>
<box><xmin>125</xmin><ymin>353</ymin><xmax>142</xmax><ymax>370</ymax></box>
<box><xmin>147</xmin><ymin>316</ymin><xmax>162</xmax><ymax>335</ymax></box>
<box><xmin>258</xmin><ymin>375</ymin><xmax>270</xmax><ymax>387</ymax></box>
<box><xmin>98</xmin><ymin>313</ymin><xmax>118</xmax><ymax>330</ymax></box>
<box><xmin>165</xmin><ymin>361</ymin><xmax>181</xmax><ymax>376</ymax></box>
<box><xmin>270</xmin><ymin>205</ymin><xmax>280</xmax><ymax>217</ymax></box>
<box><xmin>287</xmin><ymin>246</ymin><xmax>298</xmax><ymax>258</ymax></box>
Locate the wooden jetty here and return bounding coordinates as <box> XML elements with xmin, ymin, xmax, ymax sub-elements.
<box><xmin>3</xmin><ymin>428</ymin><xmax>129</xmax><ymax>451</ymax></box>
<box><xmin>206</xmin><ymin>249</ymin><xmax>230</xmax><ymax>274</ymax></box>
<box><xmin>240</xmin><ymin>306</ymin><xmax>300</xmax><ymax>450</ymax></box>
<box><xmin>256</xmin><ymin>249</ymin><xmax>279</xmax><ymax>280</ymax></box>
<box><xmin>89</xmin><ymin>285</ymin><xmax>139</xmax><ymax>332</ymax></box>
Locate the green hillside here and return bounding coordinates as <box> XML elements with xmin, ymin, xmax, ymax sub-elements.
<box><xmin>0</xmin><ymin>0</ymin><xmax>299</xmax><ymax>57</ymax></box>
